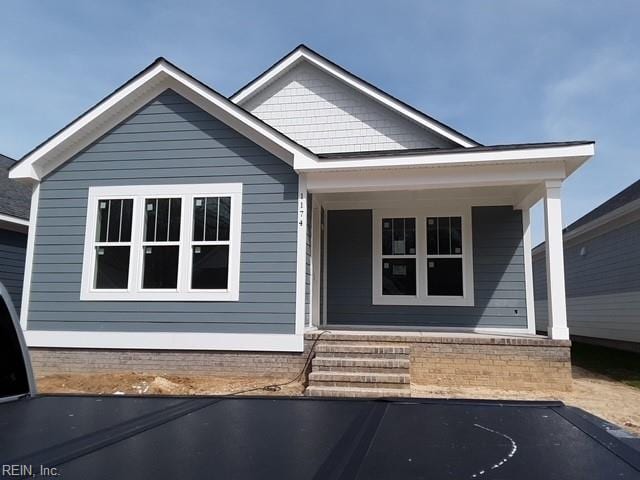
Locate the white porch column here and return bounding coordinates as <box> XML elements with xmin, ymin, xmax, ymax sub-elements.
<box><xmin>543</xmin><ymin>180</ymin><xmax>569</xmax><ymax>340</ymax></box>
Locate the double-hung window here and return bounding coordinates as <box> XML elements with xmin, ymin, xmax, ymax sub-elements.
<box><xmin>94</xmin><ymin>199</ymin><xmax>133</xmax><ymax>289</ymax></box>
<box><xmin>81</xmin><ymin>183</ymin><xmax>242</xmax><ymax>301</ymax></box>
<box><xmin>381</xmin><ymin>218</ymin><xmax>416</xmax><ymax>296</ymax></box>
<box><xmin>373</xmin><ymin>207</ymin><xmax>473</xmax><ymax>306</ymax></box>
<box><xmin>191</xmin><ymin>196</ymin><xmax>231</xmax><ymax>290</ymax></box>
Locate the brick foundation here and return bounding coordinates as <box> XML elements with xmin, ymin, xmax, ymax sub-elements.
<box><xmin>306</xmin><ymin>332</ymin><xmax>572</xmax><ymax>392</ymax></box>
<box><xmin>31</xmin><ymin>333</ymin><xmax>572</xmax><ymax>392</ymax></box>
<box><xmin>409</xmin><ymin>337</ymin><xmax>572</xmax><ymax>391</ymax></box>
<box><xmin>30</xmin><ymin>346</ymin><xmax>311</xmax><ymax>378</ymax></box>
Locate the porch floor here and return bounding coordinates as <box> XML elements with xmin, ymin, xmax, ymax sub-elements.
<box><xmin>305</xmin><ymin>329</ymin><xmax>568</xmax><ymax>346</ymax></box>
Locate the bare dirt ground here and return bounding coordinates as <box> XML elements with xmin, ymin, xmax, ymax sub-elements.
<box><xmin>37</xmin><ymin>366</ymin><xmax>639</xmax><ymax>436</ymax></box>
<box><xmin>37</xmin><ymin>373</ymin><xmax>305</xmax><ymax>397</ymax></box>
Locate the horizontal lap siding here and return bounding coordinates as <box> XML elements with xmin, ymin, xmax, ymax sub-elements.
<box><xmin>534</xmin><ymin>219</ymin><xmax>640</xmax><ymax>342</ymax></box>
<box><xmin>0</xmin><ymin>229</ymin><xmax>27</xmax><ymax>313</ymax></box>
<box><xmin>28</xmin><ymin>89</ymin><xmax>298</xmax><ymax>334</ymax></box>
<box><xmin>326</xmin><ymin>207</ymin><xmax>527</xmax><ymax>328</ymax></box>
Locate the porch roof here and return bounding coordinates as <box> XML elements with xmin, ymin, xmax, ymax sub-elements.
<box><xmin>303</xmin><ymin>141</ymin><xmax>595</xmax><ymax>211</ymax></box>
<box><xmin>297</xmin><ymin>140</ymin><xmax>594</xmax><ymax>174</ymax></box>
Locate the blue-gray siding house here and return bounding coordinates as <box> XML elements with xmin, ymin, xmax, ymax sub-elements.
<box><xmin>0</xmin><ymin>154</ymin><xmax>30</xmax><ymax>313</ymax></box>
<box><xmin>8</xmin><ymin>46</ymin><xmax>594</xmax><ymax>376</ymax></box>
<box><xmin>534</xmin><ymin>179</ymin><xmax>640</xmax><ymax>352</ymax></box>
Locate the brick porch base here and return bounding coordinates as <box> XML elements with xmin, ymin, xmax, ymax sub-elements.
<box><xmin>30</xmin><ymin>332</ymin><xmax>571</xmax><ymax>392</ymax></box>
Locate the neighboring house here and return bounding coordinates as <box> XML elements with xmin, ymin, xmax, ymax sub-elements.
<box><xmin>534</xmin><ymin>179</ymin><xmax>640</xmax><ymax>353</ymax></box>
<box><xmin>9</xmin><ymin>45</ymin><xmax>595</xmax><ymax>394</ymax></box>
<box><xmin>0</xmin><ymin>154</ymin><xmax>30</xmax><ymax>312</ymax></box>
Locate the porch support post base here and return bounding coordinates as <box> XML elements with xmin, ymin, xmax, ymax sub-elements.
<box><xmin>549</xmin><ymin>326</ymin><xmax>570</xmax><ymax>341</ymax></box>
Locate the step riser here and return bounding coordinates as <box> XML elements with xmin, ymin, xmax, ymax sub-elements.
<box><xmin>309</xmin><ymin>373</ymin><xmax>409</xmax><ymax>383</ymax></box>
<box><xmin>309</xmin><ymin>380</ymin><xmax>410</xmax><ymax>389</ymax></box>
<box><xmin>305</xmin><ymin>387</ymin><xmax>411</xmax><ymax>398</ymax></box>
<box><xmin>313</xmin><ymin>358</ymin><xmax>410</xmax><ymax>369</ymax></box>
<box><xmin>313</xmin><ymin>351</ymin><xmax>408</xmax><ymax>359</ymax></box>
<box><xmin>315</xmin><ymin>345</ymin><xmax>410</xmax><ymax>355</ymax></box>
<box><xmin>313</xmin><ymin>365</ymin><xmax>408</xmax><ymax>374</ymax></box>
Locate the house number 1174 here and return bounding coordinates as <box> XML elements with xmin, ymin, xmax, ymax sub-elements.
<box><xmin>299</xmin><ymin>192</ymin><xmax>305</xmax><ymax>227</ymax></box>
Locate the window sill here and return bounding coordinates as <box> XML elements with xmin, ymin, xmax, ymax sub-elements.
<box><xmin>372</xmin><ymin>295</ymin><xmax>474</xmax><ymax>307</ymax></box>
<box><xmin>80</xmin><ymin>290</ymin><xmax>240</xmax><ymax>302</ymax></box>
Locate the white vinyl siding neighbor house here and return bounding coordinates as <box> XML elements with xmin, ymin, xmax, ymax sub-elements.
<box><xmin>9</xmin><ymin>45</ymin><xmax>594</xmax><ymax>388</ymax></box>
<box><xmin>534</xmin><ymin>179</ymin><xmax>640</xmax><ymax>352</ymax></box>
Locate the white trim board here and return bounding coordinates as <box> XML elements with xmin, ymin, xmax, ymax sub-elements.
<box><xmin>0</xmin><ymin>213</ymin><xmax>29</xmax><ymax>229</ymax></box>
<box><xmin>19</xmin><ymin>184</ymin><xmax>39</xmax><ymax>329</ymax></box>
<box><xmin>306</xmin><ymin>162</ymin><xmax>569</xmax><ymax>194</ymax></box>
<box><xmin>296</xmin><ymin>143</ymin><xmax>594</xmax><ymax>172</ymax></box>
<box><xmin>9</xmin><ymin>58</ymin><xmax>315</xmax><ymax>182</ymax></box>
<box><xmin>231</xmin><ymin>45</ymin><xmax>479</xmax><ymax>148</ymax></box>
<box><xmin>294</xmin><ymin>175</ymin><xmax>308</xmax><ymax>334</ymax></box>
<box><xmin>25</xmin><ymin>330</ymin><xmax>304</xmax><ymax>352</ymax></box>
<box><xmin>522</xmin><ymin>208</ymin><xmax>536</xmax><ymax>335</ymax></box>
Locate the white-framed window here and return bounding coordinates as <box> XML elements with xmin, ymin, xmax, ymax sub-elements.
<box><xmin>80</xmin><ymin>183</ymin><xmax>242</xmax><ymax>301</ymax></box>
<box><xmin>372</xmin><ymin>206</ymin><xmax>474</xmax><ymax>306</ymax></box>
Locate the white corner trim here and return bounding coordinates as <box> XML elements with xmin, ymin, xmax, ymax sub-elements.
<box><xmin>80</xmin><ymin>183</ymin><xmax>242</xmax><ymax>302</ymax></box>
<box><xmin>9</xmin><ymin>59</ymin><xmax>314</xmax><ymax>182</ymax></box>
<box><xmin>19</xmin><ymin>184</ymin><xmax>39</xmax><ymax>329</ymax></box>
<box><xmin>231</xmin><ymin>47</ymin><xmax>478</xmax><ymax>148</ymax></box>
<box><xmin>521</xmin><ymin>207</ymin><xmax>536</xmax><ymax>334</ymax></box>
<box><xmin>24</xmin><ymin>330</ymin><xmax>304</xmax><ymax>352</ymax></box>
<box><xmin>294</xmin><ymin>175</ymin><xmax>308</xmax><ymax>334</ymax></box>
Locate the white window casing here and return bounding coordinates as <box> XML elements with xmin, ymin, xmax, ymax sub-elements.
<box><xmin>80</xmin><ymin>183</ymin><xmax>242</xmax><ymax>301</ymax></box>
<box><xmin>372</xmin><ymin>205</ymin><xmax>474</xmax><ymax>307</ymax></box>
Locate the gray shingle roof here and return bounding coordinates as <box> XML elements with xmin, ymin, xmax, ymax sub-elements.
<box><xmin>0</xmin><ymin>154</ymin><xmax>31</xmax><ymax>220</ymax></box>
<box><xmin>534</xmin><ymin>178</ymin><xmax>640</xmax><ymax>252</ymax></box>
<box><xmin>564</xmin><ymin>179</ymin><xmax>640</xmax><ymax>234</ymax></box>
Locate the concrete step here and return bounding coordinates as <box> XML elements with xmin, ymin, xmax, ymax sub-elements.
<box><xmin>312</xmin><ymin>356</ymin><xmax>410</xmax><ymax>371</ymax></box>
<box><xmin>305</xmin><ymin>385</ymin><xmax>411</xmax><ymax>398</ymax></box>
<box><xmin>314</xmin><ymin>343</ymin><xmax>410</xmax><ymax>358</ymax></box>
<box><xmin>308</xmin><ymin>371</ymin><xmax>410</xmax><ymax>389</ymax></box>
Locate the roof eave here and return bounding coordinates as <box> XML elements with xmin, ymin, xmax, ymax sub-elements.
<box><xmin>294</xmin><ymin>142</ymin><xmax>595</xmax><ymax>173</ymax></box>
<box><xmin>10</xmin><ymin>58</ymin><xmax>315</xmax><ymax>182</ymax></box>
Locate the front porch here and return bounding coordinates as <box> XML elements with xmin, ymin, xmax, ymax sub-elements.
<box><xmin>304</xmin><ymin>330</ymin><xmax>572</xmax><ymax>397</ymax></box>
<box><xmin>304</xmin><ymin>181</ymin><xmax>570</xmax><ymax>339</ymax></box>
<box><xmin>296</xmin><ymin>144</ymin><xmax>593</xmax><ymax>396</ymax></box>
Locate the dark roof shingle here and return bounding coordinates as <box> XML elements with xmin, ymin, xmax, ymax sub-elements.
<box><xmin>564</xmin><ymin>179</ymin><xmax>640</xmax><ymax>233</ymax></box>
<box><xmin>0</xmin><ymin>154</ymin><xmax>31</xmax><ymax>220</ymax></box>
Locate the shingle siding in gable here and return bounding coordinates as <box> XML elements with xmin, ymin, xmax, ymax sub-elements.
<box><xmin>0</xmin><ymin>228</ymin><xmax>27</xmax><ymax>314</ymax></box>
<box><xmin>534</xmin><ymin>218</ymin><xmax>640</xmax><ymax>343</ymax></box>
<box><xmin>325</xmin><ymin>207</ymin><xmax>527</xmax><ymax>328</ymax></box>
<box><xmin>27</xmin><ymin>89</ymin><xmax>299</xmax><ymax>335</ymax></box>
<box><xmin>243</xmin><ymin>62</ymin><xmax>457</xmax><ymax>154</ymax></box>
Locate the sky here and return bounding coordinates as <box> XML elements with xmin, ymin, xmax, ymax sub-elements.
<box><xmin>1</xmin><ymin>0</ymin><xmax>638</xmax><ymax>244</ymax></box>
